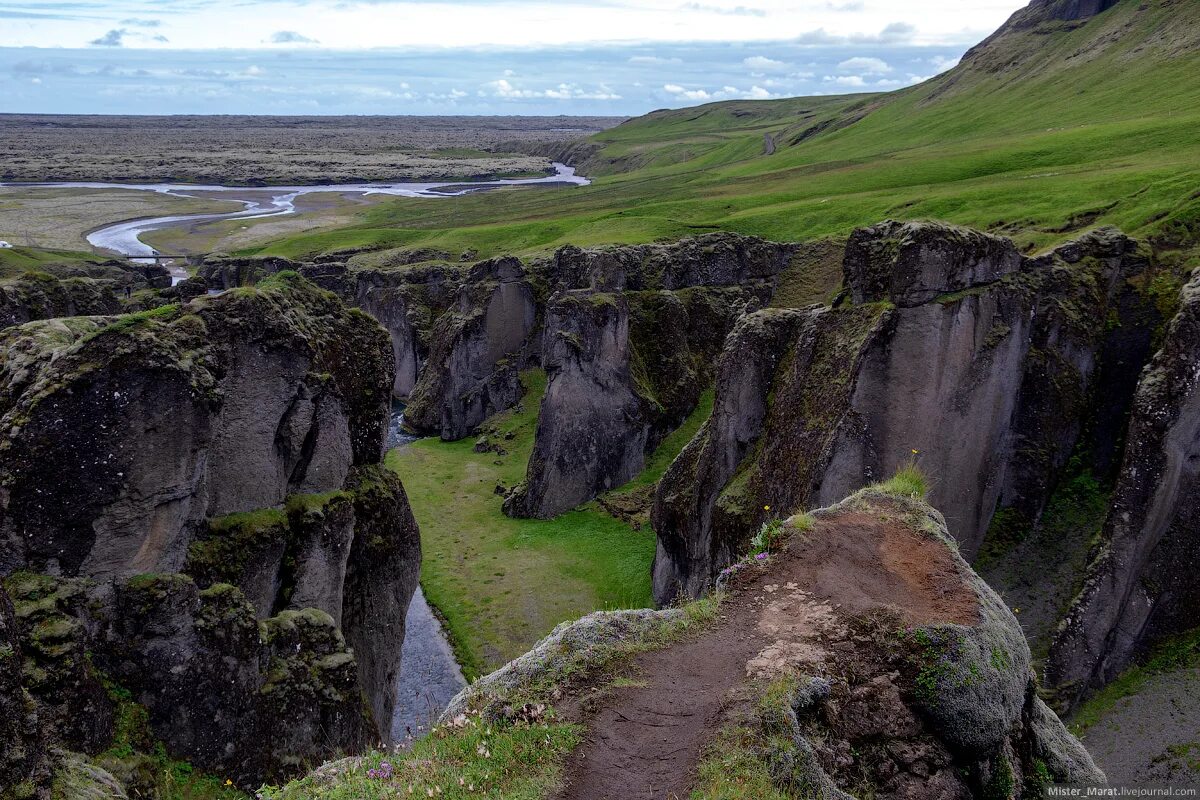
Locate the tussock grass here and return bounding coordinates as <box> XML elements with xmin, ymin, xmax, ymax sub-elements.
<box><xmin>259</xmin><ymin>719</ymin><xmax>581</xmax><ymax>800</ymax></box>
<box><xmin>871</xmin><ymin>462</ymin><xmax>930</xmax><ymax>499</ymax></box>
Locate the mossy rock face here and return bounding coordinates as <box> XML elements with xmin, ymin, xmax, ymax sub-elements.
<box><xmin>651</xmin><ymin>221</ymin><xmax>1167</xmax><ymax>612</ymax></box>
<box><xmin>0</xmin><ymin>582</ymin><xmax>53</xmax><ymax>800</ymax></box>
<box><xmin>0</xmin><ymin>273</ymin><xmax>125</xmax><ymax>331</ymax></box>
<box><xmin>0</xmin><ymin>273</ymin><xmax>392</xmax><ymax>580</ymax></box>
<box><xmin>95</xmin><ymin>573</ymin><xmax>371</xmax><ymax>786</ymax></box>
<box><xmin>2</xmin><ymin>573</ymin><xmax>116</xmax><ymax>757</ymax></box>
<box><xmin>844</xmin><ymin>219</ymin><xmax>1023</xmax><ymax>308</ymax></box>
<box><xmin>1047</xmin><ymin>264</ymin><xmax>1200</xmax><ymax>707</ymax></box>
<box><xmin>181</xmin><ymin>468</ymin><xmax>420</xmax><ymax>749</ymax></box>
<box><xmin>405</xmin><ymin>256</ymin><xmax>536</xmax><ymax>440</ymax></box>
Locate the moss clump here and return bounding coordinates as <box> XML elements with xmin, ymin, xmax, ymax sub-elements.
<box><xmin>284</xmin><ymin>490</ymin><xmax>350</xmax><ymax>517</ymax></box>
<box><xmin>982</xmin><ymin>754</ymin><xmax>1015</xmax><ymax>800</ymax></box>
<box><xmin>902</xmin><ymin>627</ymin><xmax>961</xmax><ymax>703</ymax></box>
<box><xmin>77</xmin><ymin>303</ymin><xmax>182</xmax><ymax>346</ymax></box>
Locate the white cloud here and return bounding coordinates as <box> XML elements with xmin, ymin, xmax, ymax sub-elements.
<box><xmin>664</xmin><ymin>82</ymin><xmax>776</xmax><ymax>102</ymax></box>
<box><xmin>484</xmin><ymin>78</ymin><xmax>620</xmax><ymax>101</ymax></box>
<box><xmin>743</xmin><ymin>55</ymin><xmax>786</xmax><ymax>71</ymax></box>
<box><xmin>824</xmin><ymin>75</ymin><xmax>866</xmax><ymax>87</ymax></box>
<box><xmin>680</xmin><ymin>3</ymin><xmax>767</xmax><ymax>17</ymax></box>
<box><xmin>269</xmin><ymin>31</ymin><xmax>319</xmax><ymax>44</ymax></box>
<box><xmin>664</xmin><ymin>83</ymin><xmax>712</xmax><ymax>100</ymax></box>
<box><xmin>837</xmin><ymin>56</ymin><xmax>891</xmax><ymax>73</ymax></box>
<box><xmin>628</xmin><ymin>55</ymin><xmax>683</xmax><ymax>65</ymax></box>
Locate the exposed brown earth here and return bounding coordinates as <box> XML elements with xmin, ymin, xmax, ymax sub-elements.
<box><xmin>554</xmin><ymin>507</ymin><xmax>979</xmax><ymax>800</ymax></box>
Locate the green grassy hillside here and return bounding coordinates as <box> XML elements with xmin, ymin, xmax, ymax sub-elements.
<box><xmin>250</xmin><ymin>0</ymin><xmax>1200</xmax><ymax>268</ymax></box>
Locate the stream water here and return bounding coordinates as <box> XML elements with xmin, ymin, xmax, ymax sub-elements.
<box><xmin>387</xmin><ymin>402</ymin><xmax>468</xmax><ymax>742</ymax></box>
<box><xmin>2</xmin><ymin>163</ymin><xmax>588</xmax><ymax>262</ymax></box>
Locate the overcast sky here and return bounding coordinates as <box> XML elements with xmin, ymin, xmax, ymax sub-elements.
<box><xmin>0</xmin><ymin>0</ymin><xmax>1027</xmax><ymax>115</ymax></box>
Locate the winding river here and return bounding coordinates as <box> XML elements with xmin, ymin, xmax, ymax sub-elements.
<box><xmin>5</xmin><ymin>163</ymin><xmax>587</xmax><ymax>266</ymax></box>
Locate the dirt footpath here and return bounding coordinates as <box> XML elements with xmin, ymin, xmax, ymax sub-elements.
<box><xmin>554</xmin><ymin>509</ymin><xmax>979</xmax><ymax>800</ymax></box>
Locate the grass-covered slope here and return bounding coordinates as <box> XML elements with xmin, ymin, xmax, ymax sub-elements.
<box><xmin>249</xmin><ymin>0</ymin><xmax>1200</xmax><ymax>268</ymax></box>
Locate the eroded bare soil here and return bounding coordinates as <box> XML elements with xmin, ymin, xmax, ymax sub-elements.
<box><xmin>554</xmin><ymin>508</ymin><xmax>978</xmax><ymax>800</ymax></box>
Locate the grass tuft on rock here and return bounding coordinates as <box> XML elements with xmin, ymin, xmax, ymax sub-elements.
<box><xmin>871</xmin><ymin>461</ymin><xmax>930</xmax><ymax>499</ymax></box>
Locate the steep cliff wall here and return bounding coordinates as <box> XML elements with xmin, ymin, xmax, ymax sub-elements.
<box><xmin>652</xmin><ymin>222</ymin><xmax>1165</xmax><ymax>608</ymax></box>
<box><xmin>1047</xmin><ymin>269</ymin><xmax>1200</xmax><ymax>707</ymax></box>
<box><xmin>405</xmin><ymin>257</ymin><xmax>537</xmax><ymax>440</ymax></box>
<box><xmin>503</xmin><ymin>234</ymin><xmax>806</xmax><ymax>518</ymax></box>
<box><xmin>0</xmin><ymin>274</ymin><xmax>421</xmax><ymax>788</ymax></box>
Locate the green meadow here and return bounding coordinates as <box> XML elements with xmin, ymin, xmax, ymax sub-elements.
<box><xmin>246</xmin><ymin>1</ymin><xmax>1199</xmax><ymax>271</ymax></box>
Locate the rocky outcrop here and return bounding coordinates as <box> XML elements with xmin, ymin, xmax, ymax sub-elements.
<box><xmin>503</xmin><ymin>234</ymin><xmax>808</xmax><ymax>518</ymax></box>
<box><xmin>2</xmin><ymin>571</ymin><xmax>373</xmax><ymax>787</ymax></box>
<box><xmin>0</xmin><ymin>273</ymin><xmax>392</xmax><ymax>578</ymax></box>
<box><xmin>0</xmin><ymin>273</ymin><xmax>421</xmax><ymax>785</ymax></box>
<box><xmin>197</xmin><ymin>254</ymin><xmax>301</xmax><ymax>289</ymax></box>
<box><xmin>1046</xmin><ymin>268</ymin><xmax>1200</xmax><ymax>708</ymax></box>
<box><xmin>201</xmin><ymin>252</ymin><xmax>471</xmax><ymax>400</ymax></box>
<box><xmin>405</xmin><ymin>257</ymin><xmax>537</xmax><ymax>439</ymax></box>
<box><xmin>435</xmin><ymin>490</ymin><xmax>1102</xmax><ymax>798</ymax></box>
<box><xmin>743</xmin><ymin>492</ymin><xmax>1106</xmax><ymax>796</ymax></box>
<box><xmin>730</xmin><ymin>492</ymin><xmax>1106</xmax><ymax>797</ymax></box>
<box><xmin>652</xmin><ymin>221</ymin><xmax>1165</xmax><ymax>606</ymax></box>
<box><xmin>501</xmin><ymin>292</ymin><xmax>644</xmax><ymax>518</ymax></box>
<box><xmin>0</xmin><ymin>274</ymin><xmax>123</xmax><ymax>329</ymax></box>
<box><xmin>540</xmin><ymin>232</ymin><xmax>797</xmax><ymax>293</ymax></box>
